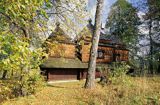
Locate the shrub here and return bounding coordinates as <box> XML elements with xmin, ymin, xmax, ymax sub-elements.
<box><xmin>98</xmin><ymin>62</ymin><xmax>131</xmax><ymax>86</ymax></box>
<box><xmin>0</xmin><ymin>34</ymin><xmax>46</xmax><ymax>100</ymax></box>
<box><xmin>110</xmin><ymin>62</ymin><xmax>131</xmax><ymax>85</ymax></box>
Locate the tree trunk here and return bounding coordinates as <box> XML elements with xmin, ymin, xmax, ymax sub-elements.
<box><xmin>148</xmin><ymin>19</ymin><xmax>154</xmax><ymax>74</ymax></box>
<box><xmin>2</xmin><ymin>70</ymin><xmax>7</xmax><ymax>79</ymax></box>
<box><xmin>84</xmin><ymin>0</ymin><xmax>104</xmax><ymax>89</ymax></box>
<box><xmin>157</xmin><ymin>57</ymin><xmax>160</xmax><ymax>73</ymax></box>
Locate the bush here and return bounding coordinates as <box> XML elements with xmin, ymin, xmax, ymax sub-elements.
<box><xmin>0</xmin><ymin>34</ymin><xmax>46</xmax><ymax>100</ymax></box>
<box><xmin>98</xmin><ymin>62</ymin><xmax>131</xmax><ymax>86</ymax></box>
<box><xmin>110</xmin><ymin>62</ymin><xmax>131</xmax><ymax>85</ymax></box>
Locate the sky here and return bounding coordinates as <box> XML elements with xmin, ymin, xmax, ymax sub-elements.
<box><xmin>87</xmin><ymin>0</ymin><xmax>150</xmax><ymax>56</ymax></box>
<box><xmin>46</xmin><ymin>0</ymin><xmax>146</xmax><ymax>40</ymax></box>
<box><xmin>88</xmin><ymin>0</ymin><xmax>116</xmax><ymax>24</ymax></box>
<box><xmin>87</xmin><ymin>0</ymin><xmax>142</xmax><ymax>25</ymax></box>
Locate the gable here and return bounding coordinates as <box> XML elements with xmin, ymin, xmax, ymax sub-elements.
<box><xmin>47</xmin><ymin>23</ymin><xmax>73</xmax><ymax>44</ymax></box>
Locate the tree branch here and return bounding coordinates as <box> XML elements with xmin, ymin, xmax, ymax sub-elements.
<box><xmin>0</xmin><ymin>12</ymin><xmax>29</xmax><ymax>38</ymax></box>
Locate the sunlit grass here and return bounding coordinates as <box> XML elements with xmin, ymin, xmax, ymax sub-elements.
<box><xmin>2</xmin><ymin>76</ymin><xmax>160</xmax><ymax>105</ymax></box>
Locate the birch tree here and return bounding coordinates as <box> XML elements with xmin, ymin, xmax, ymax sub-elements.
<box><xmin>84</xmin><ymin>0</ymin><xmax>104</xmax><ymax>89</ymax></box>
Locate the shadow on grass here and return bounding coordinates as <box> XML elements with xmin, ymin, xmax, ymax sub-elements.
<box><xmin>46</xmin><ymin>84</ymin><xmax>83</xmax><ymax>89</ymax></box>
<box><xmin>47</xmin><ymin>84</ymin><xmax>67</xmax><ymax>88</ymax></box>
<box><xmin>0</xmin><ymin>96</ymin><xmax>6</xmax><ymax>105</ymax></box>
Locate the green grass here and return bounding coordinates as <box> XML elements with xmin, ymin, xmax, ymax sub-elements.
<box><xmin>1</xmin><ymin>76</ymin><xmax>160</xmax><ymax>105</ymax></box>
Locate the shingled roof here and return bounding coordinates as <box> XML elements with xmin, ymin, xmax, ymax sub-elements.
<box><xmin>41</xmin><ymin>58</ymin><xmax>108</xmax><ymax>69</ymax></box>
<box><xmin>100</xmin><ymin>34</ymin><xmax>122</xmax><ymax>44</ymax></box>
<box><xmin>77</xmin><ymin>20</ymin><xmax>123</xmax><ymax>45</ymax></box>
<box><xmin>76</xmin><ymin>19</ymin><xmax>93</xmax><ymax>44</ymax></box>
<box><xmin>47</xmin><ymin>23</ymin><xmax>73</xmax><ymax>44</ymax></box>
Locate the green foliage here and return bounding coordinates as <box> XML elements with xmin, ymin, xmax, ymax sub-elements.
<box><xmin>146</xmin><ymin>0</ymin><xmax>160</xmax><ymax>20</ymax></box>
<box><xmin>0</xmin><ymin>0</ymin><xmax>48</xmax><ymax>100</ymax></box>
<box><xmin>0</xmin><ymin>0</ymin><xmax>47</xmax><ymax>25</ymax></box>
<box><xmin>0</xmin><ymin>34</ymin><xmax>46</xmax><ymax>99</ymax></box>
<box><xmin>106</xmin><ymin>0</ymin><xmax>140</xmax><ymax>45</ymax></box>
<box><xmin>139</xmin><ymin>0</ymin><xmax>160</xmax><ymax>74</ymax></box>
<box><xmin>109</xmin><ymin>62</ymin><xmax>131</xmax><ymax>85</ymax></box>
<box><xmin>98</xmin><ymin>63</ymin><xmax>131</xmax><ymax>87</ymax></box>
<box><xmin>111</xmin><ymin>62</ymin><xmax>130</xmax><ymax>77</ymax></box>
<box><xmin>0</xmin><ymin>0</ymin><xmax>48</xmax><ymax>48</ymax></box>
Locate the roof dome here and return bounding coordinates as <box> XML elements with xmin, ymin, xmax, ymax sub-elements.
<box><xmin>47</xmin><ymin>22</ymin><xmax>73</xmax><ymax>44</ymax></box>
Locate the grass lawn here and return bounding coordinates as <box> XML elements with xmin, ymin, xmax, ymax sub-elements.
<box><xmin>1</xmin><ymin>76</ymin><xmax>160</xmax><ymax>105</ymax></box>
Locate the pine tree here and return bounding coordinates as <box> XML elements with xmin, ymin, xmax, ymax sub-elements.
<box><xmin>106</xmin><ymin>0</ymin><xmax>140</xmax><ymax>45</ymax></box>
<box><xmin>145</xmin><ymin>0</ymin><xmax>160</xmax><ymax>74</ymax></box>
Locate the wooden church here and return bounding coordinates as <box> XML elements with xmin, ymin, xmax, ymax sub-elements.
<box><xmin>40</xmin><ymin>22</ymin><xmax>129</xmax><ymax>81</ymax></box>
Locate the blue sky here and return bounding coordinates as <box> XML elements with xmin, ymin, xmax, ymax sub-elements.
<box><xmin>88</xmin><ymin>0</ymin><xmax>142</xmax><ymax>24</ymax></box>
<box><xmin>88</xmin><ymin>0</ymin><xmax>117</xmax><ymax>23</ymax></box>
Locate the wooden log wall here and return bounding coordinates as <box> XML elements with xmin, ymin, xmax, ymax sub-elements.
<box><xmin>48</xmin><ymin>69</ymin><xmax>78</xmax><ymax>81</ymax></box>
<box><xmin>115</xmin><ymin>49</ymin><xmax>129</xmax><ymax>61</ymax></box>
<box><xmin>81</xmin><ymin>44</ymin><xmax>91</xmax><ymax>62</ymax></box>
<box><xmin>81</xmin><ymin>44</ymin><xmax>129</xmax><ymax>63</ymax></box>
<box><xmin>96</xmin><ymin>46</ymin><xmax>113</xmax><ymax>63</ymax></box>
<box><xmin>49</xmin><ymin>43</ymin><xmax>76</xmax><ymax>58</ymax></box>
